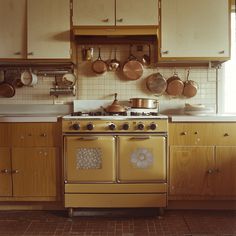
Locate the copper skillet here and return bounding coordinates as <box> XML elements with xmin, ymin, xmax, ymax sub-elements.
<box><xmin>146</xmin><ymin>72</ymin><xmax>167</xmax><ymax>96</ymax></box>
<box><xmin>183</xmin><ymin>69</ymin><xmax>198</xmax><ymax>98</ymax></box>
<box><xmin>122</xmin><ymin>45</ymin><xmax>143</xmax><ymax>80</ymax></box>
<box><xmin>166</xmin><ymin>72</ymin><xmax>184</xmax><ymax>96</ymax></box>
<box><xmin>91</xmin><ymin>48</ymin><xmax>108</xmax><ymax>74</ymax></box>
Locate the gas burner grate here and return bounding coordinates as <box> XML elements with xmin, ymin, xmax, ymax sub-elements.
<box><xmin>130</xmin><ymin>112</ymin><xmax>158</xmax><ymax>116</ymax></box>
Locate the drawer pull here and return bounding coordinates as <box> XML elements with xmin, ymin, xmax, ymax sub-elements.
<box><xmin>116</xmin><ymin>18</ymin><xmax>123</xmax><ymax>23</ymax></box>
<box><xmin>206</xmin><ymin>169</ymin><xmax>214</xmax><ymax>174</ymax></box>
<box><xmin>194</xmin><ymin>131</ymin><xmax>198</xmax><ymax>135</ymax></box>
<box><xmin>181</xmin><ymin>132</ymin><xmax>187</xmax><ymax>135</ymax></box>
<box><xmin>12</xmin><ymin>169</ymin><xmax>19</xmax><ymax>174</ymax></box>
<box><xmin>40</xmin><ymin>133</ymin><xmax>47</xmax><ymax>137</ymax></box>
<box><xmin>224</xmin><ymin>133</ymin><xmax>229</xmax><ymax>137</ymax></box>
<box><xmin>130</xmin><ymin>136</ymin><xmax>150</xmax><ymax>140</ymax></box>
<box><xmin>102</xmin><ymin>18</ymin><xmax>109</xmax><ymax>22</ymax></box>
<box><xmin>1</xmin><ymin>169</ymin><xmax>10</xmax><ymax>174</ymax></box>
<box><xmin>78</xmin><ymin>137</ymin><xmax>98</xmax><ymax>141</ymax></box>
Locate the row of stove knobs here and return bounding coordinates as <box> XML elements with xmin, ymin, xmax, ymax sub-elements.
<box><xmin>72</xmin><ymin>122</ymin><xmax>158</xmax><ymax>131</ymax></box>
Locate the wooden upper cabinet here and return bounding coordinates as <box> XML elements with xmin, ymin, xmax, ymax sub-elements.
<box><xmin>160</xmin><ymin>0</ymin><xmax>230</xmax><ymax>60</ymax></box>
<box><xmin>73</xmin><ymin>0</ymin><xmax>115</xmax><ymax>26</ymax></box>
<box><xmin>0</xmin><ymin>0</ymin><xmax>26</xmax><ymax>59</ymax></box>
<box><xmin>72</xmin><ymin>0</ymin><xmax>158</xmax><ymax>26</ymax></box>
<box><xmin>116</xmin><ymin>0</ymin><xmax>158</xmax><ymax>26</ymax></box>
<box><xmin>27</xmin><ymin>0</ymin><xmax>71</xmax><ymax>59</ymax></box>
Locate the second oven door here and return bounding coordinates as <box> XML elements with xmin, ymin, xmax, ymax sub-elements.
<box><xmin>117</xmin><ymin>135</ymin><xmax>166</xmax><ymax>182</ymax></box>
<box><xmin>64</xmin><ymin>136</ymin><xmax>115</xmax><ymax>182</ymax></box>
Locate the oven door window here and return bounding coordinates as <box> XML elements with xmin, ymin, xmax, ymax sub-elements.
<box><xmin>117</xmin><ymin>135</ymin><xmax>166</xmax><ymax>182</ymax></box>
<box><xmin>64</xmin><ymin>136</ymin><xmax>115</xmax><ymax>182</ymax></box>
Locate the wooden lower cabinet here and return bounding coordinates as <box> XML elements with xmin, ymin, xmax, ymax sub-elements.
<box><xmin>12</xmin><ymin>148</ymin><xmax>58</xmax><ymax>197</ymax></box>
<box><xmin>0</xmin><ymin>148</ymin><xmax>12</xmax><ymax>196</ymax></box>
<box><xmin>169</xmin><ymin>146</ymin><xmax>215</xmax><ymax>197</ymax></box>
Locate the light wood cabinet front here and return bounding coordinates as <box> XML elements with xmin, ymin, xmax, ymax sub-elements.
<box><xmin>0</xmin><ymin>0</ymin><xmax>26</xmax><ymax>59</ymax></box>
<box><xmin>0</xmin><ymin>148</ymin><xmax>12</xmax><ymax>196</ymax></box>
<box><xmin>12</xmin><ymin>148</ymin><xmax>58</xmax><ymax>197</ymax></box>
<box><xmin>169</xmin><ymin>146</ymin><xmax>215</xmax><ymax>197</ymax></box>
<box><xmin>116</xmin><ymin>0</ymin><xmax>158</xmax><ymax>26</ymax></box>
<box><xmin>11</xmin><ymin>123</ymin><xmax>59</xmax><ymax>147</ymax></box>
<box><xmin>73</xmin><ymin>0</ymin><xmax>115</xmax><ymax>26</ymax></box>
<box><xmin>27</xmin><ymin>0</ymin><xmax>71</xmax><ymax>59</ymax></box>
<box><xmin>160</xmin><ymin>0</ymin><xmax>230</xmax><ymax>60</ymax></box>
<box><xmin>215</xmin><ymin>146</ymin><xmax>236</xmax><ymax>197</ymax></box>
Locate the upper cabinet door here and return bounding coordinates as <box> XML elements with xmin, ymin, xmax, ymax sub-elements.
<box><xmin>0</xmin><ymin>0</ymin><xmax>26</xmax><ymax>59</ymax></box>
<box><xmin>27</xmin><ymin>0</ymin><xmax>71</xmax><ymax>59</ymax></box>
<box><xmin>160</xmin><ymin>0</ymin><xmax>230</xmax><ymax>59</ymax></box>
<box><xmin>116</xmin><ymin>0</ymin><xmax>158</xmax><ymax>26</ymax></box>
<box><xmin>73</xmin><ymin>0</ymin><xmax>115</xmax><ymax>26</ymax></box>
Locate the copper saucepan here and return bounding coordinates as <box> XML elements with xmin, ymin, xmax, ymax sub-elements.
<box><xmin>166</xmin><ymin>72</ymin><xmax>184</xmax><ymax>96</ymax></box>
<box><xmin>122</xmin><ymin>45</ymin><xmax>143</xmax><ymax>80</ymax></box>
<box><xmin>183</xmin><ymin>69</ymin><xmax>198</xmax><ymax>98</ymax></box>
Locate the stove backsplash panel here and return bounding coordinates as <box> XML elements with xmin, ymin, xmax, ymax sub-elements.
<box><xmin>0</xmin><ymin>45</ymin><xmax>217</xmax><ymax>113</ymax></box>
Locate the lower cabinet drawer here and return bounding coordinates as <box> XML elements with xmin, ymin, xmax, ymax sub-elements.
<box><xmin>65</xmin><ymin>193</ymin><xmax>167</xmax><ymax>208</ymax></box>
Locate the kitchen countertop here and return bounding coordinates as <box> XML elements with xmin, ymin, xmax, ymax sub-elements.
<box><xmin>0</xmin><ymin>114</ymin><xmax>61</xmax><ymax>122</ymax></box>
<box><xmin>170</xmin><ymin>114</ymin><xmax>236</xmax><ymax>122</ymax></box>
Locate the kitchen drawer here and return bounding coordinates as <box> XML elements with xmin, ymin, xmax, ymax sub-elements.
<box><xmin>212</xmin><ymin>123</ymin><xmax>236</xmax><ymax>146</ymax></box>
<box><xmin>169</xmin><ymin>123</ymin><xmax>214</xmax><ymax>146</ymax></box>
<box><xmin>11</xmin><ymin>123</ymin><xmax>60</xmax><ymax>147</ymax></box>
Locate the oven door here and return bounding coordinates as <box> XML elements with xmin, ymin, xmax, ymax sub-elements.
<box><xmin>117</xmin><ymin>135</ymin><xmax>166</xmax><ymax>182</ymax></box>
<box><xmin>64</xmin><ymin>135</ymin><xmax>116</xmax><ymax>182</ymax></box>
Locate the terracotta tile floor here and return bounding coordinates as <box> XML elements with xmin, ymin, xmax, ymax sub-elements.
<box><xmin>0</xmin><ymin>209</ymin><xmax>235</xmax><ymax>236</ymax></box>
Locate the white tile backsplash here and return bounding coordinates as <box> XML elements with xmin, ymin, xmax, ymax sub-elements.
<box><xmin>0</xmin><ymin>44</ymin><xmax>217</xmax><ymax>113</ymax></box>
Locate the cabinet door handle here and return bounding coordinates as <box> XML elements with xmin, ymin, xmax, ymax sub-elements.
<box><xmin>116</xmin><ymin>18</ymin><xmax>123</xmax><ymax>23</ymax></box>
<box><xmin>194</xmin><ymin>131</ymin><xmax>198</xmax><ymax>135</ymax></box>
<box><xmin>14</xmin><ymin>52</ymin><xmax>21</xmax><ymax>55</ymax></box>
<box><xmin>40</xmin><ymin>133</ymin><xmax>47</xmax><ymax>137</ymax></box>
<box><xmin>102</xmin><ymin>18</ymin><xmax>109</xmax><ymax>22</ymax></box>
<box><xmin>130</xmin><ymin>136</ymin><xmax>150</xmax><ymax>140</ymax></box>
<box><xmin>1</xmin><ymin>169</ymin><xmax>10</xmax><ymax>174</ymax></box>
<box><xmin>78</xmin><ymin>137</ymin><xmax>98</xmax><ymax>141</ymax></box>
<box><xmin>12</xmin><ymin>169</ymin><xmax>19</xmax><ymax>174</ymax></box>
<box><xmin>218</xmin><ymin>50</ymin><xmax>225</xmax><ymax>54</ymax></box>
<box><xmin>27</xmin><ymin>52</ymin><xmax>34</xmax><ymax>56</ymax></box>
<box><xmin>161</xmin><ymin>50</ymin><xmax>169</xmax><ymax>54</ymax></box>
<box><xmin>181</xmin><ymin>132</ymin><xmax>187</xmax><ymax>135</ymax></box>
<box><xmin>206</xmin><ymin>169</ymin><xmax>214</xmax><ymax>174</ymax></box>
<box><xmin>224</xmin><ymin>133</ymin><xmax>229</xmax><ymax>137</ymax></box>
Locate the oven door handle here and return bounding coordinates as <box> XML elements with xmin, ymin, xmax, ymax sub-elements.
<box><xmin>78</xmin><ymin>137</ymin><xmax>98</xmax><ymax>141</ymax></box>
<box><xmin>130</xmin><ymin>136</ymin><xmax>150</xmax><ymax>140</ymax></box>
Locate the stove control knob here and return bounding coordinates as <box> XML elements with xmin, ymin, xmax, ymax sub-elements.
<box><xmin>109</xmin><ymin>123</ymin><xmax>116</xmax><ymax>130</ymax></box>
<box><xmin>87</xmin><ymin>123</ymin><xmax>94</xmax><ymax>131</ymax></box>
<box><xmin>72</xmin><ymin>123</ymin><xmax>80</xmax><ymax>130</ymax></box>
<box><xmin>137</xmin><ymin>123</ymin><xmax>145</xmax><ymax>130</ymax></box>
<box><xmin>149</xmin><ymin>123</ymin><xmax>157</xmax><ymax>130</ymax></box>
<box><xmin>122</xmin><ymin>123</ymin><xmax>130</xmax><ymax>130</ymax></box>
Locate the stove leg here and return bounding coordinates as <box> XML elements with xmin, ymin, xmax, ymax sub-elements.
<box><xmin>68</xmin><ymin>208</ymin><xmax>74</xmax><ymax>218</ymax></box>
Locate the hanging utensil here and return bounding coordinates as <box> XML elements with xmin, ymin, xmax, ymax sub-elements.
<box><xmin>91</xmin><ymin>47</ymin><xmax>108</xmax><ymax>74</ymax></box>
<box><xmin>122</xmin><ymin>45</ymin><xmax>143</xmax><ymax>80</ymax></box>
<box><xmin>142</xmin><ymin>44</ymin><xmax>151</xmax><ymax>67</ymax></box>
<box><xmin>108</xmin><ymin>48</ymin><xmax>121</xmax><ymax>71</ymax></box>
<box><xmin>146</xmin><ymin>72</ymin><xmax>167</xmax><ymax>96</ymax></box>
<box><xmin>166</xmin><ymin>71</ymin><xmax>184</xmax><ymax>96</ymax></box>
<box><xmin>183</xmin><ymin>69</ymin><xmax>198</xmax><ymax>98</ymax></box>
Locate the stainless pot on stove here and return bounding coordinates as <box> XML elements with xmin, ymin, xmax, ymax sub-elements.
<box><xmin>129</xmin><ymin>98</ymin><xmax>159</xmax><ymax>109</ymax></box>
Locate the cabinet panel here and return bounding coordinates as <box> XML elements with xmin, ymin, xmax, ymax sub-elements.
<box><xmin>116</xmin><ymin>0</ymin><xmax>158</xmax><ymax>26</ymax></box>
<box><xmin>0</xmin><ymin>0</ymin><xmax>26</xmax><ymax>59</ymax></box>
<box><xmin>215</xmin><ymin>146</ymin><xmax>236</xmax><ymax>198</ymax></box>
<box><xmin>73</xmin><ymin>0</ymin><xmax>115</xmax><ymax>26</ymax></box>
<box><xmin>160</xmin><ymin>0</ymin><xmax>230</xmax><ymax>59</ymax></box>
<box><xmin>0</xmin><ymin>148</ymin><xmax>12</xmax><ymax>196</ymax></box>
<box><xmin>27</xmin><ymin>0</ymin><xmax>71</xmax><ymax>59</ymax></box>
<box><xmin>11</xmin><ymin>123</ymin><xmax>59</xmax><ymax>147</ymax></box>
<box><xmin>0</xmin><ymin>123</ymin><xmax>10</xmax><ymax>147</ymax></box>
<box><xmin>169</xmin><ymin>123</ymin><xmax>214</xmax><ymax>146</ymax></box>
<box><xmin>169</xmin><ymin>146</ymin><xmax>215</xmax><ymax>196</ymax></box>
<box><xmin>12</xmin><ymin>148</ymin><xmax>58</xmax><ymax>197</ymax></box>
